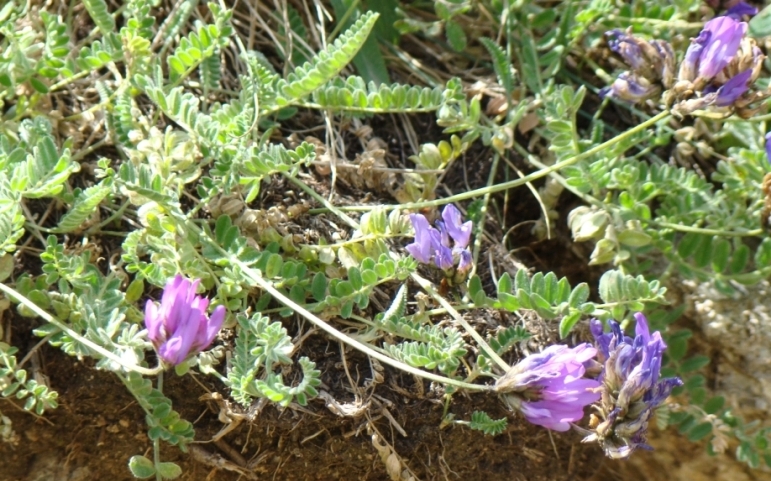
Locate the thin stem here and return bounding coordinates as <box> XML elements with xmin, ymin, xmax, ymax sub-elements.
<box><xmin>469</xmin><ymin>152</ymin><xmax>500</xmax><ymax>278</ymax></box>
<box><xmin>154</xmin><ymin>371</ymin><xmax>164</xmax><ymax>481</ymax></box>
<box><xmin>0</xmin><ymin>282</ymin><xmax>162</xmax><ymax>376</ymax></box>
<box><xmin>190</xmin><ymin>224</ymin><xmax>493</xmax><ymax>393</ymax></box>
<box><xmin>300</xmin><ymin>233</ymin><xmax>400</xmax><ymax>250</ymax></box>
<box><xmin>310</xmin><ymin>111</ymin><xmax>672</xmax><ymax>214</ymax></box>
<box><xmin>283</xmin><ymin>172</ymin><xmax>360</xmax><ymax>229</ymax></box>
<box><xmin>655</xmin><ymin>222</ymin><xmax>762</xmax><ymax>237</ymax></box>
<box><xmin>410</xmin><ymin>273</ymin><xmax>509</xmax><ymax>372</ymax></box>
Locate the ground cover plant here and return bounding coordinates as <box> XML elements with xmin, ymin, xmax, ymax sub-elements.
<box><xmin>2</xmin><ymin>0</ymin><xmax>771</xmax><ymax>479</ymax></box>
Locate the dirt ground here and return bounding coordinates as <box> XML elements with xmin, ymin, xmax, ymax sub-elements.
<box><xmin>2</xmin><ymin>316</ymin><xmax>608</xmax><ymax>481</ymax></box>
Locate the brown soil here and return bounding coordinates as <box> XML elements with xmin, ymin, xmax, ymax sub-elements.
<box><xmin>1</xmin><ymin>326</ymin><xmax>611</xmax><ymax>481</ymax></box>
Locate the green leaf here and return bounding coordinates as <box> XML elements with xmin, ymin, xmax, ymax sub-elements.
<box><xmin>687</xmin><ymin>422</ymin><xmax>714</xmax><ymax>442</ymax></box>
<box><xmin>348</xmin><ymin>266</ymin><xmax>363</xmax><ymax>290</ymax></box>
<box><xmin>275</xmin><ymin>11</ymin><xmax>379</xmax><ymax>105</ymax></box>
<box><xmin>479</xmin><ymin>37</ymin><xmax>513</xmax><ymax>92</ymax></box>
<box><xmin>29</xmin><ymin>77</ymin><xmax>49</xmax><ymax>94</ymax></box>
<box><xmin>329</xmin><ymin>1</ymin><xmax>391</xmax><ymax>84</ymax></box>
<box><xmin>676</xmin><ymin>232</ymin><xmax>700</xmax><ymax>259</ymax></box>
<box><xmin>311</xmin><ymin>272</ymin><xmax>327</xmax><ymax>301</ymax></box>
<box><xmin>340</xmin><ymin>300</ymin><xmax>354</xmax><ymax>318</ymax></box>
<box><xmin>496</xmin><ymin>292</ymin><xmax>520</xmax><ymax>312</ymax></box>
<box><xmin>749</xmin><ymin>5</ymin><xmax>771</xmax><ymax>37</ymax></box>
<box><xmin>703</xmin><ymin>396</ymin><xmax>724</xmax><ymax>414</ymax></box>
<box><xmin>679</xmin><ymin>354</ymin><xmax>710</xmax><ymax>373</ymax></box>
<box><xmin>558</xmin><ymin>311</ymin><xmax>581</xmax><ymax>338</ymax></box>
<box><xmin>710</xmin><ymin>238</ymin><xmax>730</xmax><ymax>273</ymax></box>
<box><xmin>568</xmin><ymin>283</ymin><xmax>590</xmax><ymax>308</ymax></box>
<box><xmin>497</xmin><ymin>272</ymin><xmax>512</xmax><ymax>294</ymax></box>
<box><xmin>468</xmin><ymin>275</ymin><xmax>484</xmax><ymax>300</ymax></box>
<box><xmin>156</xmin><ymin>462</ymin><xmax>182</xmax><ymax>480</ymax></box>
<box><xmin>128</xmin><ymin>455</ymin><xmax>156</xmax><ymax>479</ymax></box>
<box><xmin>265</xmin><ymin>253</ymin><xmax>284</xmax><ymax>278</ymax></box>
<box><xmin>54</xmin><ymin>183</ymin><xmax>111</xmax><ymax>233</ymax></box>
<box><xmin>445</xmin><ymin>20</ymin><xmax>467</xmax><ymax>52</ymax></box>
<box><xmin>729</xmin><ymin>244</ymin><xmax>750</xmax><ymax>274</ymax></box>
<box><xmin>83</xmin><ymin>0</ymin><xmax>116</xmax><ymax>33</ymax></box>
<box><xmin>468</xmin><ymin>410</ymin><xmax>507</xmax><ymax>435</ymax></box>
<box><xmin>693</xmin><ymin>235</ymin><xmax>712</xmax><ymax>268</ymax></box>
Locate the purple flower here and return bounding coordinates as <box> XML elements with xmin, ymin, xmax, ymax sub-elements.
<box><xmin>584</xmin><ymin>313</ymin><xmax>682</xmax><ymax>458</ymax></box>
<box><xmin>678</xmin><ymin>30</ymin><xmax>709</xmax><ymax>83</ymax></box>
<box><xmin>605</xmin><ymin>30</ymin><xmax>675</xmax><ymax>88</ymax></box>
<box><xmin>600</xmin><ymin>73</ymin><xmax>660</xmax><ymax>103</ymax></box>
<box><xmin>405</xmin><ymin>205</ymin><xmax>473</xmax><ymax>282</ymax></box>
<box><xmin>441</xmin><ymin>204</ymin><xmax>472</xmax><ymax>249</ymax></box>
<box><xmin>405</xmin><ymin>214</ymin><xmax>435</xmax><ymax>264</ymax></box>
<box><xmin>606</xmin><ymin>30</ymin><xmax>647</xmax><ymax>74</ymax></box>
<box><xmin>714</xmin><ymin>69</ymin><xmax>752</xmax><ymax>106</ymax></box>
<box><xmin>695</xmin><ymin>16</ymin><xmax>747</xmax><ymax>80</ymax></box>
<box><xmin>765</xmin><ymin>132</ymin><xmax>771</xmax><ymax>163</ymax></box>
<box><xmin>496</xmin><ymin>344</ymin><xmax>602</xmax><ymax>432</ymax></box>
<box><xmin>725</xmin><ymin>1</ymin><xmax>758</xmax><ymax>19</ymax></box>
<box><xmin>145</xmin><ymin>275</ymin><xmax>226</xmax><ymax>366</ymax></box>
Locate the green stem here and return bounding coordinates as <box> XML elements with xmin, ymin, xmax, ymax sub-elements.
<box><xmin>411</xmin><ymin>273</ymin><xmax>509</xmax><ymax>372</ymax></box>
<box><xmin>654</xmin><ymin>222</ymin><xmax>762</xmax><ymax>237</ymax></box>
<box><xmin>0</xmin><ymin>282</ymin><xmax>162</xmax><ymax>376</ymax></box>
<box><xmin>154</xmin><ymin>371</ymin><xmax>164</xmax><ymax>481</ymax></box>
<box><xmin>283</xmin><ymin>172</ymin><xmax>360</xmax><ymax>229</ymax></box>
<box><xmin>310</xmin><ymin>111</ymin><xmax>672</xmax><ymax>214</ymax></box>
<box><xmin>189</xmin><ymin>224</ymin><xmax>493</xmax><ymax>393</ymax></box>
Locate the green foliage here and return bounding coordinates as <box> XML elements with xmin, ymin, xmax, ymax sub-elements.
<box><xmin>373</xmin><ymin>285</ymin><xmax>467</xmax><ymax>377</ymax></box>
<box><xmin>225</xmin><ymin>313</ymin><xmax>321</xmax><ymax>407</ymax></box>
<box><xmin>77</xmin><ymin>33</ymin><xmax>124</xmax><ymax>71</ymax></box>
<box><xmin>597</xmin><ymin>270</ymin><xmax>667</xmax><ymax>321</ymax></box>
<box><xmin>489</xmin><ymin>270</ymin><xmax>595</xmax><ymax>338</ymax></box>
<box><xmin>123</xmin><ymin>372</ymin><xmax>194</xmax><ymax>449</ymax></box>
<box><xmin>0</xmin><ymin>343</ymin><xmax>59</xmax><ymax>415</ymax></box>
<box><xmin>468</xmin><ymin>410</ymin><xmax>508</xmax><ymax>436</ymax></box>
<box><xmin>0</xmin><ymin>117</ymin><xmax>79</xmax><ymax>199</ymax></box>
<box><xmin>83</xmin><ymin>0</ymin><xmax>116</xmax><ymax>34</ymax></box>
<box><xmin>1</xmin><ymin>0</ymin><xmax>765</xmax><ymax>475</ymax></box>
<box><xmin>329</xmin><ymin>0</ymin><xmax>391</xmax><ymax>84</ymax></box>
<box><xmin>479</xmin><ymin>38</ymin><xmax>513</xmax><ymax>93</ymax></box>
<box><xmin>313</xmin><ymin>76</ymin><xmax>446</xmax><ymax>113</ymax></box>
<box><xmin>477</xmin><ymin>325</ymin><xmax>531</xmax><ymax>373</ymax></box>
<box><xmin>274</xmin><ymin>11</ymin><xmax>379</xmax><ymax>107</ymax></box>
<box><xmin>166</xmin><ymin>9</ymin><xmax>233</xmax><ymax>84</ymax></box>
<box><xmin>0</xmin><ymin>178</ymin><xmax>24</xmax><ymax>253</ymax></box>
<box><xmin>240</xmin><ymin>142</ymin><xmax>316</xmax><ymax>202</ymax></box>
<box><xmin>54</xmin><ymin>181</ymin><xmax>113</xmax><ymax>233</ymax></box>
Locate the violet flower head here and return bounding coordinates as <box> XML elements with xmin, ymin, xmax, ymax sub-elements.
<box><xmin>405</xmin><ymin>214</ymin><xmax>435</xmax><ymax>264</ymax></box>
<box><xmin>600</xmin><ymin>72</ymin><xmax>660</xmax><ymax>103</ymax></box>
<box><xmin>725</xmin><ymin>1</ymin><xmax>758</xmax><ymax>19</ymax></box>
<box><xmin>145</xmin><ymin>275</ymin><xmax>226</xmax><ymax>366</ymax></box>
<box><xmin>496</xmin><ymin>344</ymin><xmax>602</xmax><ymax>432</ymax></box>
<box><xmin>714</xmin><ymin>68</ymin><xmax>753</xmax><ymax>106</ymax></box>
<box><xmin>606</xmin><ymin>30</ymin><xmax>647</xmax><ymax>74</ymax></box>
<box><xmin>405</xmin><ymin>204</ymin><xmax>473</xmax><ymax>283</ymax></box>
<box><xmin>583</xmin><ymin>313</ymin><xmax>682</xmax><ymax>458</ymax></box>
<box><xmin>696</xmin><ymin>16</ymin><xmax>747</xmax><ymax>80</ymax></box>
<box><xmin>441</xmin><ymin>204</ymin><xmax>472</xmax><ymax>249</ymax></box>
<box><xmin>765</xmin><ymin>132</ymin><xmax>771</xmax><ymax>163</ymax></box>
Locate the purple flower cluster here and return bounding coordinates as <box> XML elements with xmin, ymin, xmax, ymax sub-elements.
<box><xmin>496</xmin><ymin>344</ymin><xmax>601</xmax><ymax>432</ymax></box>
<box><xmin>406</xmin><ymin>204</ymin><xmax>473</xmax><ymax>283</ymax></box>
<box><xmin>600</xmin><ymin>30</ymin><xmax>675</xmax><ymax>103</ymax></box>
<box><xmin>145</xmin><ymin>275</ymin><xmax>225</xmax><ymax>366</ymax></box>
<box><xmin>582</xmin><ymin>313</ymin><xmax>682</xmax><ymax>458</ymax></box>
<box><xmin>765</xmin><ymin>132</ymin><xmax>771</xmax><ymax>162</ymax></box>
<box><xmin>602</xmin><ymin>4</ymin><xmax>767</xmax><ymax>117</ymax></box>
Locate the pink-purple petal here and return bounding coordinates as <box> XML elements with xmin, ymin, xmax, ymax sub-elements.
<box><xmin>143</xmin><ymin>275</ymin><xmax>225</xmax><ymax>367</ymax></box>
